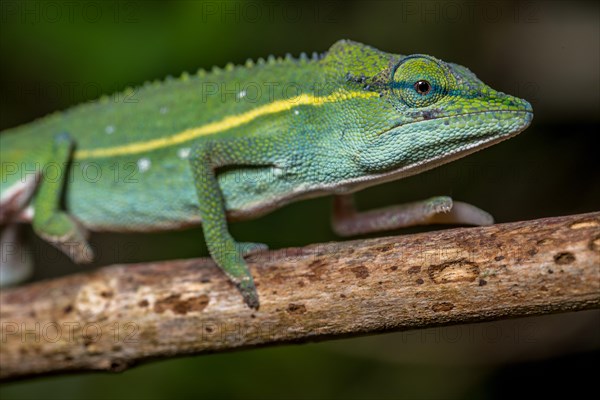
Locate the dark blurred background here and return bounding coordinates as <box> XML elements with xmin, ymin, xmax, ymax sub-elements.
<box><xmin>1</xmin><ymin>0</ymin><xmax>598</xmax><ymax>399</ymax></box>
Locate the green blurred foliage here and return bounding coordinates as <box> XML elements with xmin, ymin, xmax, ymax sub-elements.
<box><xmin>1</xmin><ymin>1</ymin><xmax>598</xmax><ymax>399</ymax></box>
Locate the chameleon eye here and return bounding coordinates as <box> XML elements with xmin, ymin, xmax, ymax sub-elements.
<box><xmin>414</xmin><ymin>80</ymin><xmax>431</xmax><ymax>95</ymax></box>
<box><xmin>391</xmin><ymin>56</ymin><xmax>449</xmax><ymax>108</ymax></box>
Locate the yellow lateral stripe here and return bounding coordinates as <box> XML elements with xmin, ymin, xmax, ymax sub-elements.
<box><xmin>74</xmin><ymin>90</ymin><xmax>378</xmax><ymax>159</ymax></box>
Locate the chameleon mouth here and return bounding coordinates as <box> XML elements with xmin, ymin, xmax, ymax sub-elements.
<box><xmin>391</xmin><ymin>109</ymin><xmax>533</xmax><ymax>170</ymax></box>
<box><xmin>412</xmin><ymin>110</ymin><xmax>533</xmax><ymax>151</ymax></box>
<box><xmin>398</xmin><ymin>109</ymin><xmax>534</xmax><ymax>129</ymax></box>
<box><xmin>337</xmin><ymin>109</ymin><xmax>533</xmax><ymax>193</ymax></box>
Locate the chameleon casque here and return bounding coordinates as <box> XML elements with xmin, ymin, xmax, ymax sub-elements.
<box><xmin>0</xmin><ymin>40</ymin><xmax>533</xmax><ymax>308</ymax></box>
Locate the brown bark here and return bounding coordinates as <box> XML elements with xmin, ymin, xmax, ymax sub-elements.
<box><xmin>1</xmin><ymin>212</ymin><xmax>599</xmax><ymax>381</ymax></box>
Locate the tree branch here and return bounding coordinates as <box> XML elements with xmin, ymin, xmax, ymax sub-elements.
<box><xmin>1</xmin><ymin>212</ymin><xmax>599</xmax><ymax>381</ymax></box>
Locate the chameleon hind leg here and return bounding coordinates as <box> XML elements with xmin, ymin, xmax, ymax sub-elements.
<box><xmin>189</xmin><ymin>137</ymin><xmax>274</xmax><ymax>309</ymax></box>
<box><xmin>32</xmin><ymin>133</ymin><xmax>93</xmax><ymax>263</ymax></box>
<box><xmin>332</xmin><ymin>194</ymin><xmax>493</xmax><ymax>237</ymax></box>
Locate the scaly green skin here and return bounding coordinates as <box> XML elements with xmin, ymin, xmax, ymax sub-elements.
<box><xmin>0</xmin><ymin>40</ymin><xmax>533</xmax><ymax>307</ymax></box>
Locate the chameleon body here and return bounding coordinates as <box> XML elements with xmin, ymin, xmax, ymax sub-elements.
<box><xmin>0</xmin><ymin>40</ymin><xmax>533</xmax><ymax>307</ymax></box>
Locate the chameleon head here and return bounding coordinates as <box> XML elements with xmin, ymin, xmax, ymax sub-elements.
<box><xmin>352</xmin><ymin>52</ymin><xmax>533</xmax><ymax>177</ymax></box>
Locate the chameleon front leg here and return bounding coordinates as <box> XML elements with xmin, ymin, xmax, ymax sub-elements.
<box><xmin>32</xmin><ymin>133</ymin><xmax>93</xmax><ymax>263</ymax></box>
<box><xmin>189</xmin><ymin>137</ymin><xmax>275</xmax><ymax>309</ymax></box>
<box><xmin>332</xmin><ymin>194</ymin><xmax>494</xmax><ymax>237</ymax></box>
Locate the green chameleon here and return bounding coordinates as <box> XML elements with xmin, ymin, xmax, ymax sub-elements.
<box><xmin>0</xmin><ymin>40</ymin><xmax>532</xmax><ymax>308</ymax></box>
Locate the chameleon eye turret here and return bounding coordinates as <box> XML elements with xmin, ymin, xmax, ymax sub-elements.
<box><xmin>391</xmin><ymin>55</ymin><xmax>449</xmax><ymax>108</ymax></box>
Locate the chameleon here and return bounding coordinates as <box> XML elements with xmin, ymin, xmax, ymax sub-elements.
<box><xmin>0</xmin><ymin>40</ymin><xmax>533</xmax><ymax>308</ymax></box>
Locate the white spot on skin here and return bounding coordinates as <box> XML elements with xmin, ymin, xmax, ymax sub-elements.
<box><xmin>105</xmin><ymin>125</ymin><xmax>115</xmax><ymax>134</ymax></box>
<box><xmin>160</xmin><ymin>106</ymin><xmax>168</xmax><ymax>114</ymax></box>
<box><xmin>237</xmin><ymin>90</ymin><xmax>246</xmax><ymax>99</ymax></box>
<box><xmin>177</xmin><ymin>147</ymin><xmax>191</xmax><ymax>159</ymax></box>
<box><xmin>293</xmin><ymin>110</ymin><xmax>300</xmax><ymax>115</ymax></box>
<box><xmin>272</xmin><ymin>167</ymin><xmax>283</xmax><ymax>177</ymax></box>
<box><xmin>137</xmin><ymin>158</ymin><xmax>151</xmax><ymax>172</ymax></box>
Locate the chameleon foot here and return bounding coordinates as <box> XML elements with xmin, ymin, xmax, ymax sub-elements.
<box><xmin>427</xmin><ymin>199</ymin><xmax>494</xmax><ymax>226</ymax></box>
<box><xmin>422</xmin><ymin>196</ymin><xmax>454</xmax><ymax>215</ymax></box>
<box><xmin>207</xmin><ymin>239</ymin><xmax>263</xmax><ymax>309</ymax></box>
<box><xmin>235</xmin><ymin>275</ymin><xmax>260</xmax><ymax>310</ymax></box>
<box><xmin>35</xmin><ymin>213</ymin><xmax>94</xmax><ymax>264</ymax></box>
